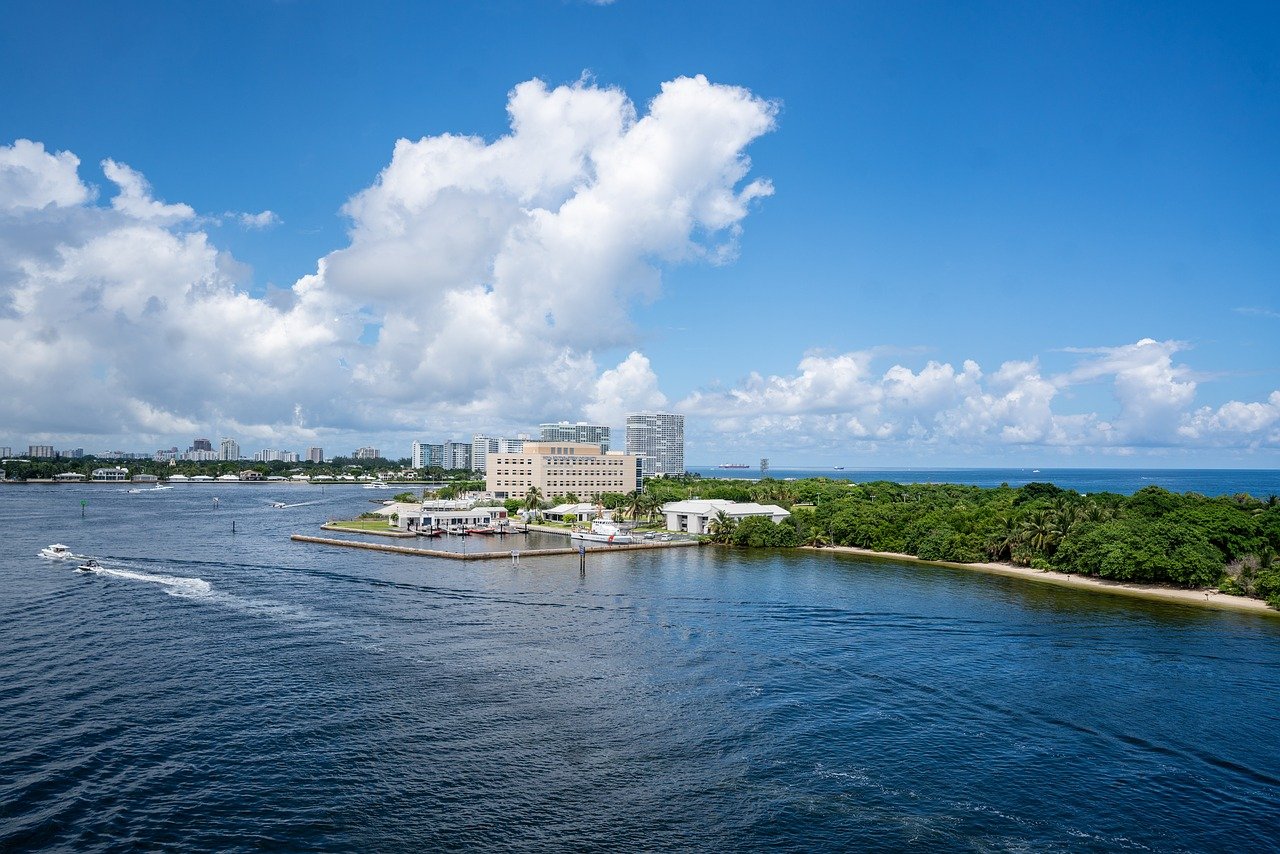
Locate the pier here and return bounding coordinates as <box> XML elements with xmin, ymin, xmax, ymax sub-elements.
<box><xmin>290</xmin><ymin>533</ymin><xmax>700</xmax><ymax>561</ymax></box>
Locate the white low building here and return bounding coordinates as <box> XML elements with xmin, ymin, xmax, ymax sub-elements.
<box><xmin>660</xmin><ymin>499</ymin><xmax>790</xmax><ymax>535</ymax></box>
<box><xmin>91</xmin><ymin>467</ymin><xmax>129</xmax><ymax>481</ymax></box>
<box><xmin>375</xmin><ymin>501</ymin><xmax>509</xmax><ymax>533</ymax></box>
<box><xmin>543</xmin><ymin>502</ymin><xmax>601</xmax><ymax>521</ymax></box>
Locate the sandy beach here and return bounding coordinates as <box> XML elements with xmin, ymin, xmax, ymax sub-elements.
<box><xmin>809</xmin><ymin>545</ymin><xmax>1279</xmax><ymax>617</ymax></box>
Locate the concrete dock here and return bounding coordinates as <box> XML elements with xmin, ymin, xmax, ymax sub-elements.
<box><xmin>290</xmin><ymin>533</ymin><xmax>700</xmax><ymax>561</ymax></box>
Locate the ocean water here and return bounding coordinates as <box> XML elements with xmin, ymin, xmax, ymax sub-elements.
<box><xmin>688</xmin><ymin>467</ymin><xmax>1280</xmax><ymax>497</ymax></box>
<box><xmin>3</xmin><ymin>485</ymin><xmax>1279</xmax><ymax>851</ymax></box>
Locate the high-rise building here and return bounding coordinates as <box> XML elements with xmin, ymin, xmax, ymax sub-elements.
<box><xmin>471</xmin><ymin>435</ymin><xmax>501</xmax><ymax>473</ymax></box>
<box><xmin>443</xmin><ymin>442</ymin><xmax>472</xmax><ymax>471</ymax></box>
<box><xmin>219</xmin><ymin>438</ymin><xmax>240</xmax><ymax>461</ymax></box>
<box><xmin>192</xmin><ymin>438</ymin><xmax>213</xmax><ymax>452</ymax></box>
<box><xmin>28</xmin><ymin>445</ymin><xmax>55</xmax><ymax>458</ymax></box>
<box><xmin>308</xmin><ymin>447</ymin><xmax>324</xmax><ymax>463</ymax></box>
<box><xmin>254</xmin><ymin>449</ymin><xmax>296</xmax><ymax>462</ymax></box>
<box><xmin>411</xmin><ymin>442</ymin><xmax>443</xmax><ymax>469</ymax></box>
<box><xmin>539</xmin><ymin>422</ymin><xmax>610</xmax><ymax>451</ymax></box>
<box><xmin>0</xmin><ymin>447</ymin><xmax>12</xmax><ymax>458</ymax></box>
<box><xmin>625</xmin><ymin>413</ymin><xmax>685</xmax><ymax>478</ymax></box>
<box><xmin>497</xmin><ymin>437</ymin><xmax>525</xmax><ymax>454</ymax></box>
<box><xmin>352</xmin><ymin>446</ymin><xmax>381</xmax><ymax>460</ymax></box>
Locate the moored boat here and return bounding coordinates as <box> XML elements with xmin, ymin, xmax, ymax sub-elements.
<box><xmin>569</xmin><ymin>520</ymin><xmax>633</xmax><ymax>544</ymax></box>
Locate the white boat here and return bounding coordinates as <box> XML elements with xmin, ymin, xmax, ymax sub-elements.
<box><xmin>363</xmin><ymin>480</ymin><xmax>391</xmax><ymax>489</ymax></box>
<box><xmin>39</xmin><ymin>543</ymin><xmax>78</xmax><ymax>560</ymax></box>
<box><xmin>76</xmin><ymin>559</ymin><xmax>101</xmax><ymax>572</ymax></box>
<box><xmin>569</xmin><ymin>520</ymin><xmax>633</xmax><ymax>544</ymax></box>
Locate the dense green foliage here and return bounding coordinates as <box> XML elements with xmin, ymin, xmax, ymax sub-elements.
<box><xmin>640</xmin><ymin>475</ymin><xmax>1280</xmax><ymax>604</ymax></box>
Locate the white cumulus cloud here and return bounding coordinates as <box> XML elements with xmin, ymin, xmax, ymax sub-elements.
<box><xmin>680</xmin><ymin>340</ymin><xmax>1279</xmax><ymax>457</ymax></box>
<box><xmin>102</xmin><ymin>159</ymin><xmax>196</xmax><ymax>224</ymax></box>
<box><xmin>237</xmin><ymin>210</ymin><xmax>281</xmax><ymax>229</ymax></box>
<box><xmin>316</xmin><ymin>74</ymin><xmax>776</xmax><ymax>422</ymax></box>
<box><xmin>0</xmin><ymin>139</ymin><xmax>92</xmax><ymax>211</ymax></box>
<box><xmin>0</xmin><ymin>75</ymin><xmax>776</xmax><ymax>447</ymax></box>
<box><xmin>585</xmin><ymin>351</ymin><xmax>668</xmax><ymax>427</ymax></box>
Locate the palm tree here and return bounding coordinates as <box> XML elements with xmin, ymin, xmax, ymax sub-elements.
<box><xmin>986</xmin><ymin>515</ymin><xmax>1019</xmax><ymax>562</ymax></box>
<box><xmin>1019</xmin><ymin>509</ymin><xmax>1062</xmax><ymax>558</ymax></box>
<box><xmin>626</xmin><ymin>490</ymin><xmax>646</xmax><ymax>523</ymax></box>
<box><xmin>641</xmin><ymin>491</ymin><xmax>662</xmax><ymax>524</ymax></box>
<box><xmin>707</xmin><ymin>510</ymin><xmax>738</xmax><ymax>544</ymax></box>
<box><xmin>523</xmin><ymin>487</ymin><xmax>543</xmax><ymax>521</ymax></box>
<box><xmin>804</xmin><ymin>528</ymin><xmax>831</xmax><ymax>548</ymax></box>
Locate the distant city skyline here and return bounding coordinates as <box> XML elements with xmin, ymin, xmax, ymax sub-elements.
<box><xmin>1</xmin><ymin>3</ymin><xmax>1276</xmax><ymax>467</ymax></box>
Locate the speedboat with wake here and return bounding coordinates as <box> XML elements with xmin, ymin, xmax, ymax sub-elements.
<box><xmin>39</xmin><ymin>543</ymin><xmax>79</xmax><ymax>560</ymax></box>
<box><xmin>76</xmin><ymin>559</ymin><xmax>101</xmax><ymax>572</ymax></box>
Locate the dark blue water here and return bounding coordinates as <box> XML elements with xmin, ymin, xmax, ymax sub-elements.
<box><xmin>3</xmin><ymin>485</ymin><xmax>1279</xmax><ymax>851</ymax></box>
<box><xmin>689</xmin><ymin>467</ymin><xmax>1280</xmax><ymax>497</ymax></box>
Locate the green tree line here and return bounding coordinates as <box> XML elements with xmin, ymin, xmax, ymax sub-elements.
<box><xmin>640</xmin><ymin>475</ymin><xmax>1280</xmax><ymax>605</ymax></box>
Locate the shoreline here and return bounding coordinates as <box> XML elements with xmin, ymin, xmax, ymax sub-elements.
<box><xmin>809</xmin><ymin>545</ymin><xmax>1278</xmax><ymax>617</ymax></box>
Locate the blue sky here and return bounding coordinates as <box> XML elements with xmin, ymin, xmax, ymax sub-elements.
<box><xmin>1</xmin><ymin>1</ymin><xmax>1277</xmax><ymax>466</ymax></box>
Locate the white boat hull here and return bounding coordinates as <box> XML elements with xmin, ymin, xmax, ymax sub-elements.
<box><xmin>569</xmin><ymin>530</ymin><xmax>633</xmax><ymax>544</ymax></box>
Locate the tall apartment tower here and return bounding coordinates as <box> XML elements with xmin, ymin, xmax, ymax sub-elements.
<box><xmin>412</xmin><ymin>441</ymin><xmax>446</xmax><ymax>469</ymax></box>
<box><xmin>192</xmin><ymin>437</ymin><xmax>213</xmax><ymax>452</ymax></box>
<box><xmin>625</xmin><ymin>413</ymin><xmax>685</xmax><ymax>478</ymax></box>
<box><xmin>471</xmin><ymin>435</ymin><xmax>500</xmax><ymax>474</ymax></box>
<box><xmin>308</xmin><ymin>447</ymin><xmax>324</xmax><ymax>463</ymax></box>
<box><xmin>443</xmin><ymin>442</ymin><xmax>472</xmax><ymax>472</ymax></box>
<box><xmin>539</xmin><ymin>422</ymin><xmax>610</xmax><ymax>451</ymax></box>
<box><xmin>219</xmin><ymin>438</ymin><xmax>240</xmax><ymax>461</ymax></box>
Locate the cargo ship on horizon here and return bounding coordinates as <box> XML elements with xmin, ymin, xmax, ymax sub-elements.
<box><xmin>717</xmin><ymin>463</ymin><xmax>751</xmax><ymax>469</ymax></box>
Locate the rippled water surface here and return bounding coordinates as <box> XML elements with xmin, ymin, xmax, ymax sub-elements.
<box><xmin>3</xmin><ymin>485</ymin><xmax>1279</xmax><ymax>851</ymax></box>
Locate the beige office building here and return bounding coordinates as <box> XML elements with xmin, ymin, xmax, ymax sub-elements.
<box><xmin>486</xmin><ymin>442</ymin><xmax>638</xmax><ymax>500</ymax></box>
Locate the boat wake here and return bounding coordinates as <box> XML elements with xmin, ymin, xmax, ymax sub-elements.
<box><xmin>82</xmin><ymin>564</ymin><xmax>212</xmax><ymax>599</ymax></box>
<box><xmin>81</xmin><ymin>560</ymin><xmax>340</xmax><ymax>630</ymax></box>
